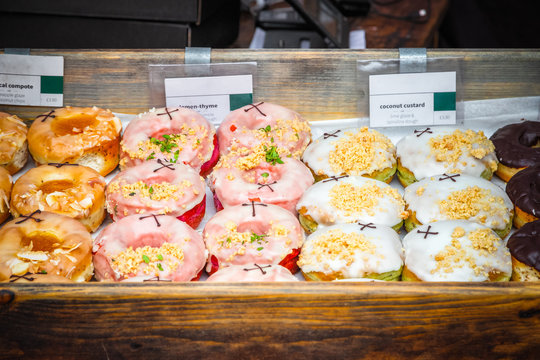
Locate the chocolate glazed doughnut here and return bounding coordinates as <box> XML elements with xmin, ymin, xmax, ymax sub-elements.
<box><xmin>490</xmin><ymin>120</ymin><xmax>540</xmax><ymax>182</ymax></box>
<box><xmin>506</xmin><ymin>164</ymin><xmax>540</xmax><ymax>228</ymax></box>
<box><xmin>507</xmin><ymin>220</ymin><xmax>540</xmax><ymax>281</ymax></box>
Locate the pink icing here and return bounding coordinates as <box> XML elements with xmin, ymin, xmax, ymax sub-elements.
<box><xmin>206</xmin><ymin>264</ymin><xmax>299</xmax><ymax>282</ymax></box>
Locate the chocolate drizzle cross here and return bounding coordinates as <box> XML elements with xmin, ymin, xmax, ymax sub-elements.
<box><xmin>244</xmin><ymin>102</ymin><xmax>266</xmax><ymax>116</ymax></box>
<box><xmin>414</xmin><ymin>128</ymin><xmax>432</xmax><ymax>137</ymax></box>
<box><xmin>257</xmin><ymin>181</ymin><xmax>277</xmax><ymax>192</ymax></box>
<box><xmin>157</xmin><ymin>107</ymin><xmax>179</xmax><ymax>120</ymax></box>
<box><xmin>323</xmin><ymin>130</ymin><xmax>341</xmax><ymax>139</ymax></box>
<box><xmin>143</xmin><ymin>276</ymin><xmax>172</xmax><ymax>282</ymax></box>
<box><xmin>417</xmin><ymin>225</ymin><xmax>439</xmax><ymax>239</ymax></box>
<box><xmin>153</xmin><ymin>159</ymin><xmax>175</xmax><ymax>172</ymax></box>
<box><xmin>15</xmin><ymin>210</ymin><xmax>43</xmax><ymax>224</ymax></box>
<box><xmin>9</xmin><ymin>272</ymin><xmax>35</xmax><ymax>283</ymax></box>
<box><xmin>358</xmin><ymin>222</ymin><xmax>376</xmax><ymax>230</ymax></box>
<box><xmin>48</xmin><ymin>162</ymin><xmax>78</xmax><ymax>168</ymax></box>
<box><xmin>438</xmin><ymin>173</ymin><xmax>461</xmax><ymax>182</ymax></box>
<box><xmin>243</xmin><ymin>264</ymin><xmax>272</xmax><ymax>275</ymax></box>
<box><xmin>139</xmin><ymin>214</ymin><xmax>166</xmax><ymax>227</ymax></box>
<box><xmin>322</xmin><ymin>175</ymin><xmax>349</xmax><ymax>183</ymax></box>
<box><xmin>242</xmin><ymin>201</ymin><xmax>268</xmax><ymax>217</ymax></box>
<box><xmin>36</xmin><ymin>110</ymin><xmax>56</xmax><ymax>122</ymax></box>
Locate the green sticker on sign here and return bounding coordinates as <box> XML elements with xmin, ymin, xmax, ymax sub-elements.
<box><xmin>41</xmin><ymin>76</ymin><xmax>64</xmax><ymax>94</ymax></box>
<box><xmin>229</xmin><ymin>93</ymin><xmax>253</xmax><ymax>111</ymax></box>
<box><xmin>434</xmin><ymin>92</ymin><xmax>456</xmax><ymax>111</ymax></box>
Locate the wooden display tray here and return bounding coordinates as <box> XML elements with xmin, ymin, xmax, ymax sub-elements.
<box><xmin>1</xmin><ymin>49</ymin><xmax>540</xmax><ymax>359</ymax></box>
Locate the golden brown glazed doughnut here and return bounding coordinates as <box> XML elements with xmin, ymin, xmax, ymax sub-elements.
<box><xmin>0</xmin><ymin>112</ymin><xmax>28</xmax><ymax>175</ymax></box>
<box><xmin>0</xmin><ymin>167</ymin><xmax>12</xmax><ymax>224</ymax></box>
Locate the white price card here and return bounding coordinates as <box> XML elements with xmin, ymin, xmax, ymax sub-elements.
<box><xmin>369</xmin><ymin>71</ymin><xmax>456</xmax><ymax>127</ymax></box>
<box><xmin>164</xmin><ymin>74</ymin><xmax>253</xmax><ymax>125</ymax></box>
<box><xmin>0</xmin><ymin>54</ymin><xmax>64</xmax><ymax>106</ymax></box>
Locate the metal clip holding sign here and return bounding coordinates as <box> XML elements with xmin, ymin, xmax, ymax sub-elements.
<box><xmin>184</xmin><ymin>47</ymin><xmax>211</xmax><ymax>65</ymax></box>
<box><xmin>399</xmin><ymin>48</ymin><xmax>427</xmax><ymax>74</ymax></box>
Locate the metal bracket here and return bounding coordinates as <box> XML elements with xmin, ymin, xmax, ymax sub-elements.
<box><xmin>185</xmin><ymin>47</ymin><xmax>211</xmax><ymax>65</ymax></box>
<box><xmin>399</xmin><ymin>48</ymin><xmax>427</xmax><ymax>73</ymax></box>
<box><xmin>4</xmin><ymin>48</ymin><xmax>30</xmax><ymax>55</ymax></box>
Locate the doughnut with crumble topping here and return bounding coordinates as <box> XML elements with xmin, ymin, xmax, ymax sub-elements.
<box><xmin>208</xmin><ymin>143</ymin><xmax>314</xmax><ymax>213</ymax></box>
<box><xmin>505</xmin><ymin>164</ymin><xmax>540</xmax><ymax>228</ymax></box>
<box><xmin>0</xmin><ymin>167</ymin><xmax>12</xmax><ymax>224</ymax></box>
<box><xmin>0</xmin><ymin>112</ymin><xmax>28</xmax><ymax>175</ymax></box>
<box><xmin>0</xmin><ymin>211</ymin><xmax>93</xmax><ymax>282</ymax></box>
<box><xmin>120</xmin><ymin>107</ymin><xmax>218</xmax><ymax>176</ymax></box>
<box><xmin>489</xmin><ymin>120</ymin><xmax>540</xmax><ymax>182</ymax></box>
<box><xmin>302</xmin><ymin>127</ymin><xmax>396</xmax><ymax>183</ymax></box>
<box><xmin>93</xmin><ymin>214</ymin><xmax>206</xmax><ymax>282</ymax></box>
<box><xmin>403</xmin><ymin>174</ymin><xmax>513</xmax><ymax>238</ymax></box>
<box><xmin>217</xmin><ymin>102</ymin><xmax>311</xmax><ymax>158</ymax></box>
<box><xmin>296</xmin><ymin>175</ymin><xmax>407</xmax><ymax>234</ymax></box>
<box><xmin>402</xmin><ymin>220</ymin><xmax>511</xmax><ymax>282</ymax></box>
<box><xmin>28</xmin><ymin>106</ymin><xmax>122</xmax><ymax>176</ymax></box>
<box><xmin>203</xmin><ymin>202</ymin><xmax>304</xmax><ymax>275</ymax></box>
<box><xmin>396</xmin><ymin>127</ymin><xmax>498</xmax><ymax>187</ymax></box>
<box><xmin>507</xmin><ymin>220</ymin><xmax>540</xmax><ymax>281</ymax></box>
<box><xmin>106</xmin><ymin>160</ymin><xmax>206</xmax><ymax>228</ymax></box>
<box><xmin>206</xmin><ymin>263</ymin><xmax>299</xmax><ymax>282</ymax></box>
<box><xmin>10</xmin><ymin>164</ymin><xmax>106</xmax><ymax>232</ymax></box>
<box><xmin>298</xmin><ymin>223</ymin><xmax>403</xmax><ymax>281</ymax></box>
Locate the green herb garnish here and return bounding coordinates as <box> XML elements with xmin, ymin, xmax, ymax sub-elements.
<box><xmin>142</xmin><ymin>255</ymin><xmax>150</xmax><ymax>264</ymax></box>
<box><xmin>169</xmin><ymin>149</ymin><xmax>180</xmax><ymax>163</ymax></box>
<box><xmin>148</xmin><ymin>186</ymin><xmax>154</xmax><ymax>194</ymax></box>
<box><xmin>250</xmin><ymin>232</ymin><xmax>268</xmax><ymax>244</ymax></box>
<box><xmin>129</xmin><ymin>192</ymin><xmax>136</xmax><ymax>196</ymax></box>
<box><xmin>150</xmin><ymin>135</ymin><xmax>178</xmax><ymax>153</ymax></box>
<box><xmin>39</xmin><ymin>270</ymin><xmax>47</xmax><ymax>274</ymax></box>
<box><xmin>146</xmin><ymin>152</ymin><xmax>155</xmax><ymax>160</ymax></box>
<box><xmin>259</xmin><ymin>125</ymin><xmax>271</xmax><ymax>133</ymax></box>
<box><xmin>264</xmin><ymin>145</ymin><xmax>284</xmax><ymax>165</ymax></box>
<box><xmin>157</xmin><ymin>263</ymin><xmax>164</xmax><ymax>271</ymax></box>
<box><xmin>261</xmin><ymin>172</ymin><xmax>269</xmax><ymax>178</ymax></box>
<box><xmin>257</xmin><ymin>247</ymin><xmax>264</xmax><ymax>251</ymax></box>
<box><xmin>157</xmin><ymin>254</ymin><xmax>163</xmax><ymax>261</ymax></box>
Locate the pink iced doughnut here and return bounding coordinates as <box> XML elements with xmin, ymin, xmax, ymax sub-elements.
<box><xmin>209</xmin><ymin>150</ymin><xmax>314</xmax><ymax>214</ymax></box>
<box><xmin>106</xmin><ymin>160</ymin><xmax>206</xmax><ymax>228</ymax></box>
<box><xmin>217</xmin><ymin>102</ymin><xmax>311</xmax><ymax>158</ymax></box>
<box><xmin>93</xmin><ymin>214</ymin><xmax>206</xmax><ymax>282</ymax></box>
<box><xmin>206</xmin><ymin>264</ymin><xmax>299</xmax><ymax>282</ymax></box>
<box><xmin>203</xmin><ymin>202</ymin><xmax>304</xmax><ymax>275</ymax></box>
<box><xmin>120</xmin><ymin>107</ymin><xmax>218</xmax><ymax>176</ymax></box>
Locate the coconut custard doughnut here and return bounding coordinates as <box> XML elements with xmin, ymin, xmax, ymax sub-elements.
<box><xmin>0</xmin><ymin>211</ymin><xmax>93</xmax><ymax>282</ymax></box>
<box><xmin>403</xmin><ymin>174</ymin><xmax>514</xmax><ymax>238</ymax></box>
<box><xmin>396</xmin><ymin>127</ymin><xmax>498</xmax><ymax>187</ymax></box>
<box><xmin>490</xmin><ymin>120</ymin><xmax>540</xmax><ymax>182</ymax></box>
<box><xmin>402</xmin><ymin>220</ymin><xmax>511</xmax><ymax>282</ymax></box>
<box><xmin>298</xmin><ymin>223</ymin><xmax>404</xmax><ymax>281</ymax></box>
<box><xmin>203</xmin><ymin>202</ymin><xmax>304</xmax><ymax>275</ymax></box>
<box><xmin>0</xmin><ymin>112</ymin><xmax>28</xmax><ymax>174</ymax></box>
<box><xmin>28</xmin><ymin>106</ymin><xmax>122</xmax><ymax>176</ymax></box>
<box><xmin>0</xmin><ymin>167</ymin><xmax>12</xmax><ymax>224</ymax></box>
<box><xmin>93</xmin><ymin>214</ymin><xmax>206</xmax><ymax>282</ymax></box>
<box><xmin>507</xmin><ymin>220</ymin><xmax>540</xmax><ymax>281</ymax></box>
<box><xmin>206</xmin><ymin>263</ymin><xmax>299</xmax><ymax>282</ymax></box>
<box><xmin>106</xmin><ymin>160</ymin><xmax>206</xmax><ymax>228</ymax></box>
<box><xmin>302</xmin><ymin>127</ymin><xmax>397</xmax><ymax>183</ymax></box>
<box><xmin>296</xmin><ymin>175</ymin><xmax>407</xmax><ymax>234</ymax></box>
<box><xmin>505</xmin><ymin>164</ymin><xmax>540</xmax><ymax>228</ymax></box>
<box><xmin>10</xmin><ymin>164</ymin><xmax>106</xmax><ymax>232</ymax></box>
<box><xmin>217</xmin><ymin>102</ymin><xmax>311</xmax><ymax>158</ymax></box>
<box><xmin>209</xmin><ymin>144</ymin><xmax>314</xmax><ymax>213</ymax></box>
<box><xmin>120</xmin><ymin>107</ymin><xmax>218</xmax><ymax>176</ymax></box>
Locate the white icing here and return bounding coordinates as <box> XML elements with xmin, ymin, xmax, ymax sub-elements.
<box><xmin>402</xmin><ymin>220</ymin><xmax>512</xmax><ymax>281</ymax></box>
<box><xmin>298</xmin><ymin>223</ymin><xmax>403</xmax><ymax>278</ymax></box>
<box><xmin>296</xmin><ymin>175</ymin><xmax>405</xmax><ymax>229</ymax></box>
<box><xmin>404</xmin><ymin>174</ymin><xmax>513</xmax><ymax>230</ymax></box>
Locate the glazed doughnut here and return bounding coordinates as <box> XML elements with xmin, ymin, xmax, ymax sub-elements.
<box><xmin>403</xmin><ymin>174</ymin><xmax>514</xmax><ymax>238</ymax></box>
<box><xmin>93</xmin><ymin>214</ymin><xmax>206</xmax><ymax>282</ymax></box>
<box><xmin>120</xmin><ymin>107</ymin><xmax>218</xmax><ymax>176</ymax></box>
<box><xmin>28</xmin><ymin>106</ymin><xmax>122</xmax><ymax>176</ymax></box>
<box><xmin>402</xmin><ymin>220</ymin><xmax>511</xmax><ymax>282</ymax></box>
<box><xmin>0</xmin><ymin>167</ymin><xmax>12</xmax><ymax>224</ymax></box>
<box><xmin>0</xmin><ymin>112</ymin><xmax>28</xmax><ymax>174</ymax></box>
<box><xmin>10</xmin><ymin>164</ymin><xmax>106</xmax><ymax>232</ymax></box>
<box><xmin>106</xmin><ymin>160</ymin><xmax>206</xmax><ymax>228</ymax></box>
<box><xmin>296</xmin><ymin>175</ymin><xmax>407</xmax><ymax>234</ymax></box>
<box><xmin>298</xmin><ymin>223</ymin><xmax>404</xmax><ymax>281</ymax></box>
<box><xmin>490</xmin><ymin>120</ymin><xmax>540</xmax><ymax>182</ymax></box>
<box><xmin>209</xmin><ymin>144</ymin><xmax>314</xmax><ymax>213</ymax></box>
<box><xmin>396</xmin><ymin>127</ymin><xmax>498</xmax><ymax>187</ymax></box>
<box><xmin>507</xmin><ymin>220</ymin><xmax>540</xmax><ymax>281</ymax></box>
<box><xmin>505</xmin><ymin>164</ymin><xmax>540</xmax><ymax>228</ymax></box>
<box><xmin>217</xmin><ymin>102</ymin><xmax>311</xmax><ymax>158</ymax></box>
<box><xmin>302</xmin><ymin>127</ymin><xmax>397</xmax><ymax>183</ymax></box>
<box><xmin>203</xmin><ymin>202</ymin><xmax>304</xmax><ymax>275</ymax></box>
<box><xmin>206</xmin><ymin>263</ymin><xmax>299</xmax><ymax>282</ymax></box>
<box><xmin>0</xmin><ymin>211</ymin><xmax>93</xmax><ymax>282</ymax></box>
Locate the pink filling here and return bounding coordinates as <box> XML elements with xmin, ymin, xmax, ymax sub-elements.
<box><xmin>177</xmin><ymin>195</ymin><xmax>206</xmax><ymax>229</ymax></box>
<box><xmin>213</xmin><ymin>191</ymin><xmax>224</xmax><ymax>212</ymax></box>
<box><xmin>279</xmin><ymin>248</ymin><xmax>301</xmax><ymax>274</ymax></box>
<box><xmin>200</xmin><ymin>134</ymin><xmax>219</xmax><ymax>177</ymax></box>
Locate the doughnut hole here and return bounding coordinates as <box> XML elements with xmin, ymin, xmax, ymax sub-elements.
<box><xmin>129</xmin><ymin>233</ymin><xmax>167</xmax><ymax>249</ymax></box>
<box><xmin>237</xmin><ymin>221</ymin><xmax>271</xmax><ymax>236</ymax></box>
<box><xmin>21</xmin><ymin>231</ymin><xmax>62</xmax><ymax>252</ymax></box>
<box><xmin>518</xmin><ymin>131</ymin><xmax>540</xmax><ymax>148</ymax></box>
<box><xmin>244</xmin><ymin>163</ymin><xmax>285</xmax><ymax>184</ymax></box>
<box><xmin>39</xmin><ymin>179</ymin><xmax>74</xmax><ymax>194</ymax></box>
<box><xmin>51</xmin><ymin>114</ymin><xmax>99</xmax><ymax>136</ymax></box>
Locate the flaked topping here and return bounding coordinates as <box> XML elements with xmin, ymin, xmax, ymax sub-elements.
<box><xmin>11</xmin><ymin>239</ymin><xmax>81</xmax><ymax>275</ymax></box>
<box><xmin>438</xmin><ymin>186</ymin><xmax>508</xmax><ymax>224</ymax></box>
<box><xmin>328</xmin><ymin>127</ymin><xmax>394</xmax><ymax>175</ymax></box>
<box><xmin>298</xmin><ymin>229</ymin><xmax>377</xmax><ymax>268</ymax></box>
<box><xmin>109</xmin><ymin>180</ymin><xmax>187</xmax><ymax>201</ymax></box>
<box><xmin>329</xmin><ymin>182</ymin><xmax>404</xmax><ymax>217</ymax></box>
<box><xmin>111</xmin><ymin>243</ymin><xmax>184</xmax><ymax>278</ymax></box>
<box><xmin>468</xmin><ymin>228</ymin><xmax>499</xmax><ymax>254</ymax></box>
<box><xmin>428</xmin><ymin>129</ymin><xmax>496</xmax><ymax>170</ymax></box>
<box><xmin>452</xmin><ymin>226</ymin><xmax>466</xmax><ymax>238</ymax></box>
